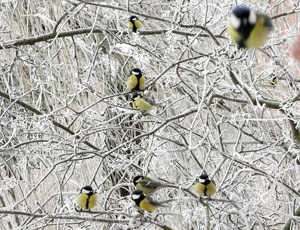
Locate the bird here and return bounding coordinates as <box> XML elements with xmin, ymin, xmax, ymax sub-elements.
<box><xmin>133</xmin><ymin>175</ymin><xmax>163</xmax><ymax>196</ymax></box>
<box><xmin>227</xmin><ymin>6</ymin><xmax>273</xmax><ymax>48</ymax></box>
<box><xmin>129</xmin><ymin>15</ymin><xmax>141</xmax><ymax>33</ymax></box>
<box><xmin>269</xmin><ymin>76</ymin><xmax>278</xmax><ymax>86</ymax></box>
<box><xmin>195</xmin><ymin>173</ymin><xmax>216</xmax><ymax>197</ymax></box>
<box><xmin>132</xmin><ymin>94</ymin><xmax>154</xmax><ymax>112</ymax></box>
<box><xmin>76</xmin><ymin>185</ymin><xmax>97</xmax><ymax>211</ymax></box>
<box><xmin>131</xmin><ymin>189</ymin><xmax>164</xmax><ymax>212</ymax></box>
<box><xmin>126</xmin><ymin>68</ymin><xmax>145</xmax><ymax>91</ymax></box>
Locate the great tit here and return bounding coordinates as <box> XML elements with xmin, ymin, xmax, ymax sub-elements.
<box><xmin>228</xmin><ymin>6</ymin><xmax>273</xmax><ymax>48</ymax></box>
<box><xmin>132</xmin><ymin>94</ymin><xmax>154</xmax><ymax>112</ymax></box>
<box><xmin>131</xmin><ymin>189</ymin><xmax>163</xmax><ymax>213</ymax></box>
<box><xmin>195</xmin><ymin>173</ymin><xmax>216</xmax><ymax>197</ymax></box>
<box><xmin>133</xmin><ymin>175</ymin><xmax>162</xmax><ymax>196</ymax></box>
<box><xmin>269</xmin><ymin>76</ymin><xmax>278</xmax><ymax>86</ymax></box>
<box><xmin>77</xmin><ymin>185</ymin><xmax>97</xmax><ymax>211</ymax></box>
<box><xmin>129</xmin><ymin>16</ymin><xmax>141</xmax><ymax>33</ymax></box>
<box><xmin>126</xmin><ymin>68</ymin><xmax>145</xmax><ymax>91</ymax></box>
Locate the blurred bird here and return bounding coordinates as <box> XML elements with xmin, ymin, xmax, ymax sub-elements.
<box><xmin>77</xmin><ymin>185</ymin><xmax>97</xmax><ymax>211</ymax></box>
<box><xmin>133</xmin><ymin>175</ymin><xmax>162</xmax><ymax>196</ymax></box>
<box><xmin>131</xmin><ymin>189</ymin><xmax>164</xmax><ymax>212</ymax></box>
<box><xmin>195</xmin><ymin>173</ymin><xmax>216</xmax><ymax>197</ymax></box>
<box><xmin>269</xmin><ymin>76</ymin><xmax>278</xmax><ymax>86</ymax></box>
<box><xmin>132</xmin><ymin>94</ymin><xmax>154</xmax><ymax>112</ymax></box>
<box><xmin>126</xmin><ymin>68</ymin><xmax>145</xmax><ymax>91</ymax></box>
<box><xmin>129</xmin><ymin>15</ymin><xmax>141</xmax><ymax>33</ymax></box>
<box><xmin>228</xmin><ymin>6</ymin><xmax>273</xmax><ymax>48</ymax></box>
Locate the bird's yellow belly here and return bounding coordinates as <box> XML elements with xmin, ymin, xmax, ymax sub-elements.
<box><xmin>126</xmin><ymin>76</ymin><xmax>138</xmax><ymax>89</ymax></box>
<box><xmin>140</xmin><ymin>200</ymin><xmax>157</xmax><ymax>212</ymax></box>
<box><xmin>195</xmin><ymin>183</ymin><xmax>216</xmax><ymax>196</ymax></box>
<box><xmin>88</xmin><ymin>194</ymin><xmax>97</xmax><ymax>209</ymax></box>
<box><xmin>246</xmin><ymin>22</ymin><xmax>270</xmax><ymax>48</ymax></box>
<box><xmin>77</xmin><ymin>194</ymin><xmax>97</xmax><ymax>209</ymax></box>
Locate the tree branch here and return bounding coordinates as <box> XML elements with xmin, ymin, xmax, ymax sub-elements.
<box><xmin>0</xmin><ymin>91</ymin><xmax>99</xmax><ymax>151</ymax></box>
<box><xmin>0</xmin><ymin>209</ymin><xmax>129</xmax><ymax>223</ymax></box>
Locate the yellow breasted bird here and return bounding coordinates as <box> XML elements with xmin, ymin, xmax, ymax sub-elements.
<box><xmin>131</xmin><ymin>189</ymin><xmax>164</xmax><ymax>213</ymax></box>
<box><xmin>77</xmin><ymin>185</ymin><xmax>97</xmax><ymax>211</ymax></box>
<box><xmin>132</xmin><ymin>94</ymin><xmax>154</xmax><ymax>112</ymax></box>
<box><xmin>195</xmin><ymin>173</ymin><xmax>216</xmax><ymax>197</ymax></box>
<box><xmin>133</xmin><ymin>175</ymin><xmax>162</xmax><ymax>196</ymax></box>
<box><xmin>126</xmin><ymin>68</ymin><xmax>145</xmax><ymax>91</ymax></box>
<box><xmin>129</xmin><ymin>16</ymin><xmax>141</xmax><ymax>33</ymax></box>
<box><xmin>228</xmin><ymin>6</ymin><xmax>273</xmax><ymax>48</ymax></box>
<box><xmin>269</xmin><ymin>76</ymin><xmax>278</xmax><ymax>86</ymax></box>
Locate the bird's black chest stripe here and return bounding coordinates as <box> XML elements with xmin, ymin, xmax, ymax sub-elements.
<box><xmin>132</xmin><ymin>22</ymin><xmax>137</xmax><ymax>32</ymax></box>
<box><xmin>134</xmin><ymin>75</ymin><xmax>142</xmax><ymax>90</ymax></box>
<box><xmin>134</xmin><ymin>196</ymin><xmax>143</xmax><ymax>207</ymax></box>
<box><xmin>86</xmin><ymin>194</ymin><xmax>91</xmax><ymax>209</ymax></box>
<box><xmin>237</xmin><ymin>24</ymin><xmax>255</xmax><ymax>46</ymax></box>
<box><xmin>204</xmin><ymin>186</ymin><xmax>207</xmax><ymax>196</ymax></box>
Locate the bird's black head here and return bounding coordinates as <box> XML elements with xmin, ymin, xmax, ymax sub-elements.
<box><xmin>233</xmin><ymin>6</ymin><xmax>251</xmax><ymax>18</ymax></box>
<box><xmin>230</xmin><ymin>6</ymin><xmax>256</xmax><ymax>33</ymax></box>
<box><xmin>131</xmin><ymin>189</ymin><xmax>145</xmax><ymax>205</ymax></box>
<box><xmin>130</xmin><ymin>68</ymin><xmax>142</xmax><ymax>78</ymax></box>
<box><xmin>199</xmin><ymin>173</ymin><xmax>211</xmax><ymax>185</ymax></box>
<box><xmin>230</xmin><ymin>6</ymin><xmax>257</xmax><ymax>47</ymax></box>
<box><xmin>130</xmin><ymin>16</ymin><xmax>139</xmax><ymax>23</ymax></box>
<box><xmin>133</xmin><ymin>175</ymin><xmax>144</xmax><ymax>186</ymax></box>
<box><xmin>80</xmin><ymin>185</ymin><xmax>95</xmax><ymax>195</ymax></box>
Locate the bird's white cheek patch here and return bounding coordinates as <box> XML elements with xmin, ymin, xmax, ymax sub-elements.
<box><xmin>230</xmin><ymin>14</ymin><xmax>241</xmax><ymax>29</ymax></box>
<box><xmin>249</xmin><ymin>10</ymin><xmax>257</xmax><ymax>24</ymax></box>
<box><xmin>131</xmin><ymin>71</ymin><xmax>139</xmax><ymax>75</ymax></box>
<box><xmin>199</xmin><ymin>179</ymin><xmax>206</xmax><ymax>184</ymax></box>
<box><xmin>82</xmin><ymin>189</ymin><xmax>90</xmax><ymax>194</ymax></box>
<box><xmin>132</xmin><ymin>194</ymin><xmax>140</xmax><ymax>200</ymax></box>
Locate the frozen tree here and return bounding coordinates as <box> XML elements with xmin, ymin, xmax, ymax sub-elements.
<box><xmin>0</xmin><ymin>0</ymin><xmax>300</xmax><ymax>229</ymax></box>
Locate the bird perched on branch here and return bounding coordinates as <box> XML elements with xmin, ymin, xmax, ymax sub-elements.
<box><xmin>126</xmin><ymin>68</ymin><xmax>145</xmax><ymax>91</ymax></box>
<box><xmin>269</xmin><ymin>76</ymin><xmax>278</xmax><ymax>86</ymax></box>
<box><xmin>129</xmin><ymin>15</ymin><xmax>141</xmax><ymax>33</ymax></box>
<box><xmin>131</xmin><ymin>189</ymin><xmax>164</xmax><ymax>212</ymax></box>
<box><xmin>195</xmin><ymin>173</ymin><xmax>216</xmax><ymax>197</ymax></box>
<box><xmin>77</xmin><ymin>185</ymin><xmax>97</xmax><ymax>211</ymax></box>
<box><xmin>133</xmin><ymin>175</ymin><xmax>163</xmax><ymax>196</ymax></box>
<box><xmin>132</xmin><ymin>93</ymin><xmax>155</xmax><ymax>112</ymax></box>
<box><xmin>228</xmin><ymin>6</ymin><xmax>273</xmax><ymax>48</ymax></box>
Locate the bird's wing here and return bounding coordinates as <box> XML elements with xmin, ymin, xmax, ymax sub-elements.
<box><xmin>140</xmin><ymin>180</ymin><xmax>162</xmax><ymax>188</ymax></box>
<box><xmin>128</xmin><ymin>22</ymin><xmax>134</xmax><ymax>30</ymax></box>
<box><xmin>135</xmin><ymin>20</ymin><xmax>141</xmax><ymax>29</ymax></box>
<box><xmin>261</xmin><ymin>14</ymin><xmax>273</xmax><ymax>30</ymax></box>
<box><xmin>139</xmin><ymin>75</ymin><xmax>145</xmax><ymax>88</ymax></box>
<box><xmin>146</xmin><ymin>196</ymin><xmax>164</xmax><ymax>207</ymax></box>
<box><xmin>126</xmin><ymin>75</ymin><xmax>138</xmax><ymax>89</ymax></box>
<box><xmin>146</xmin><ymin>98</ymin><xmax>156</xmax><ymax>106</ymax></box>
